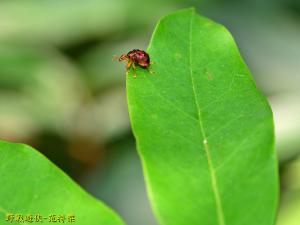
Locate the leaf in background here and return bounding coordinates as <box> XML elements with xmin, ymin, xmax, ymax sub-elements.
<box><xmin>277</xmin><ymin>194</ymin><xmax>300</xmax><ymax>225</ymax></box>
<box><xmin>127</xmin><ymin>8</ymin><xmax>278</xmax><ymax>225</ymax></box>
<box><xmin>0</xmin><ymin>44</ymin><xmax>85</xmax><ymax>140</ymax></box>
<box><xmin>0</xmin><ymin>0</ymin><xmax>182</xmax><ymax>46</ymax></box>
<box><xmin>276</xmin><ymin>157</ymin><xmax>300</xmax><ymax>225</ymax></box>
<box><xmin>0</xmin><ymin>141</ymin><xmax>125</xmax><ymax>225</ymax></box>
<box><xmin>0</xmin><ymin>0</ymin><xmax>127</xmax><ymax>45</ymax></box>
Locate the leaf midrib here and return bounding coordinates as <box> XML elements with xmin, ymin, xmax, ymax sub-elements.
<box><xmin>188</xmin><ymin>11</ymin><xmax>226</xmax><ymax>225</ymax></box>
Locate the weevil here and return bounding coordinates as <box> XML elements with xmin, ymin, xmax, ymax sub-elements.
<box><xmin>115</xmin><ymin>49</ymin><xmax>153</xmax><ymax>78</ymax></box>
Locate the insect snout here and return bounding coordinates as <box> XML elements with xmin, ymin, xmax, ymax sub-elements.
<box><xmin>119</xmin><ymin>54</ymin><xmax>128</xmax><ymax>61</ymax></box>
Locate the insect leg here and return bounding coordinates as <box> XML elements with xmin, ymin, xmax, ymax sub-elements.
<box><xmin>126</xmin><ymin>61</ymin><xmax>132</xmax><ymax>76</ymax></box>
<box><xmin>147</xmin><ymin>66</ymin><xmax>155</xmax><ymax>74</ymax></box>
<box><xmin>132</xmin><ymin>63</ymin><xmax>137</xmax><ymax>78</ymax></box>
<box><xmin>148</xmin><ymin>69</ymin><xmax>154</xmax><ymax>74</ymax></box>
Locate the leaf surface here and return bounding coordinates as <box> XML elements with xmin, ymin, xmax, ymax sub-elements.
<box><xmin>0</xmin><ymin>141</ymin><xmax>125</xmax><ymax>225</ymax></box>
<box><xmin>127</xmin><ymin>8</ymin><xmax>278</xmax><ymax>225</ymax></box>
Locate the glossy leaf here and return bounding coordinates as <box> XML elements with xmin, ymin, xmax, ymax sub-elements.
<box><xmin>0</xmin><ymin>141</ymin><xmax>125</xmax><ymax>225</ymax></box>
<box><xmin>127</xmin><ymin>8</ymin><xmax>278</xmax><ymax>225</ymax></box>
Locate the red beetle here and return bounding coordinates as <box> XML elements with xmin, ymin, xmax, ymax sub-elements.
<box><xmin>115</xmin><ymin>49</ymin><xmax>153</xmax><ymax>78</ymax></box>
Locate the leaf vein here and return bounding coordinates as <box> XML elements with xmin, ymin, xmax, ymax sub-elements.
<box><xmin>189</xmin><ymin>11</ymin><xmax>226</xmax><ymax>225</ymax></box>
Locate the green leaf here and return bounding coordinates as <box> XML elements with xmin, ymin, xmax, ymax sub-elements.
<box><xmin>0</xmin><ymin>44</ymin><xmax>86</xmax><ymax>139</ymax></box>
<box><xmin>126</xmin><ymin>8</ymin><xmax>278</xmax><ymax>225</ymax></box>
<box><xmin>0</xmin><ymin>141</ymin><xmax>125</xmax><ymax>225</ymax></box>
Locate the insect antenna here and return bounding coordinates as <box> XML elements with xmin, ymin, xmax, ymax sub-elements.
<box><xmin>112</xmin><ymin>55</ymin><xmax>119</xmax><ymax>61</ymax></box>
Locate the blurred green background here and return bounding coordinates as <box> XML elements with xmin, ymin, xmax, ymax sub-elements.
<box><xmin>0</xmin><ymin>0</ymin><xmax>299</xmax><ymax>225</ymax></box>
